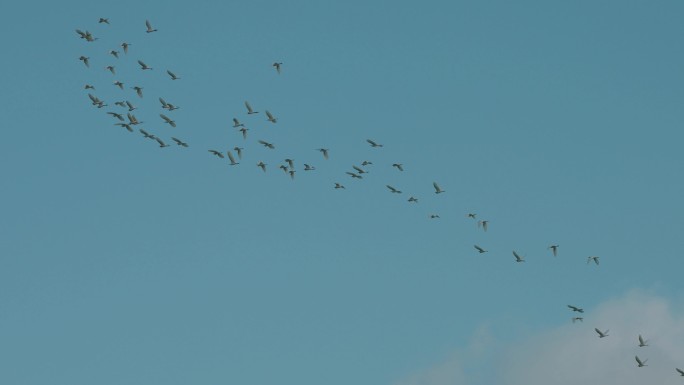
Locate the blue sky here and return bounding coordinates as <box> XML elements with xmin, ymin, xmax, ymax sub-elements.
<box><xmin>1</xmin><ymin>1</ymin><xmax>684</xmax><ymax>384</ymax></box>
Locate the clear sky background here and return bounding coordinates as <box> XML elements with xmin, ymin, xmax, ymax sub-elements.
<box><xmin>1</xmin><ymin>1</ymin><xmax>684</xmax><ymax>384</ymax></box>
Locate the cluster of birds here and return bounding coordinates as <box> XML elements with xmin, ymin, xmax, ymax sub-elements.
<box><xmin>75</xmin><ymin>18</ymin><xmax>684</xmax><ymax>379</ymax></box>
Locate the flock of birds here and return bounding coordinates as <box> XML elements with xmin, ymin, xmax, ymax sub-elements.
<box><xmin>75</xmin><ymin>18</ymin><xmax>684</xmax><ymax>379</ymax></box>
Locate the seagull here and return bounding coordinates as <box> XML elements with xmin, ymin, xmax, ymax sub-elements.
<box><xmin>233</xmin><ymin>147</ymin><xmax>243</xmax><ymax>159</ymax></box>
<box><xmin>138</xmin><ymin>60</ymin><xmax>153</xmax><ymax>70</ymax></box>
<box><xmin>367</xmin><ymin>139</ymin><xmax>383</xmax><ymax>147</ymax></box>
<box><xmin>392</xmin><ymin>163</ymin><xmax>404</xmax><ymax>171</ymax></box>
<box><xmin>595</xmin><ymin>328</ymin><xmax>609</xmax><ymax>338</ymax></box>
<box><xmin>265</xmin><ymin>110</ymin><xmax>277</xmax><ymax>123</ymax></box>
<box><xmin>386</xmin><ymin>185</ymin><xmax>401</xmax><ymax>193</ymax></box>
<box><xmin>121</xmin><ymin>42</ymin><xmax>131</xmax><ymax>54</ymax></box>
<box><xmin>167</xmin><ymin>70</ymin><xmax>180</xmax><ymax>80</ymax></box>
<box><xmin>171</xmin><ymin>137</ymin><xmax>188</xmax><ymax>147</ymax></box>
<box><xmin>257</xmin><ymin>161</ymin><xmax>267</xmax><ymax>172</ymax></box>
<box><xmin>346</xmin><ymin>172</ymin><xmax>362</xmax><ymax>179</ymax></box>
<box><xmin>98</xmin><ymin>18</ymin><xmax>109</xmax><ymax>24</ymax></box>
<box><xmin>155</xmin><ymin>137</ymin><xmax>170</xmax><ymax>148</ymax></box>
<box><xmin>317</xmin><ymin>148</ymin><xmax>329</xmax><ymax>159</ymax></box>
<box><xmin>549</xmin><ymin>245</ymin><xmax>559</xmax><ymax>257</ymax></box>
<box><xmin>160</xmin><ymin>114</ymin><xmax>176</xmax><ymax>127</ymax></box>
<box><xmin>114</xmin><ymin>81</ymin><xmax>124</xmax><ymax>89</ymax></box>
<box><xmin>245</xmin><ymin>101</ymin><xmax>258</xmax><ymax>114</ymax></box>
<box><xmin>572</xmin><ymin>317</ymin><xmax>583</xmax><ymax>323</ymax></box>
<box><xmin>433</xmin><ymin>182</ymin><xmax>445</xmax><ymax>194</ymax></box>
<box><xmin>635</xmin><ymin>356</ymin><xmax>648</xmax><ymax>367</ymax></box>
<box><xmin>109</xmin><ymin>50</ymin><xmax>119</xmax><ymax>59</ymax></box>
<box><xmin>638</xmin><ymin>335</ymin><xmax>649</xmax><ymax>347</ymax></box>
<box><xmin>132</xmin><ymin>86</ymin><xmax>143</xmax><ymax>98</ymax></box>
<box><xmin>588</xmin><ymin>256</ymin><xmax>600</xmax><ymax>265</ymax></box>
<box><xmin>513</xmin><ymin>251</ymin><xmax>525</xmax><ymax>262</ymax></box>
<box><xmin>258</xmin><ymin>140</ymin><xmax>275</xmax><ymax>149</ymax></box>
<box><xmin>145</xmin><ymin>20</ymin><xmax>157</xmax><ymax>33</ymax></box>
<box><xmin>79</xmin><ymin>56</ymin><xmax>90</xmax><ymax>67</ymax></box>
<box><xmin>408</xmin><ymin>196</ymin><xmax>418</xmax><ymax>203</ymax></box>
<box><xmin>567</xmin><ymin>305</ymin><xmax>584</xmax><ymax>313</ymax></box>
<box><xmin>474</xmin><ymin>245</ymin><xmax>488</xmax><ymax>253</ymax></box>
<box><xmin>467</xmin><ymin>213</ymin><xmax>477</xmax><ymax>219</ymax></box>
<box><xmin>334</xmin><ymin>183</ymin><xmax>345</xmax><ymax>189</ymax></box>
<box><xmin>677</xmin><ymin>368</ymin><xmax>684</xmax><ymax>376</ymax></box>
<box><xmin>227</xmin><ymin>151</ymin><xmax>239</xmax><ymax>165</ymax></box>
<box><xmin>208</xmin><ymin>150</ymin><xmax>224</xmax><ymax>158</ymax></box>
<box><xmin>106</xmin><ymin>65</ymin><xmax>116</xmax><ymax>74</ymax></box>
<box><xmin>304</xmin><ymin>164</ymin><xmax>315</xmax><ymax>171</ymax></box>
<box><xmin>273</xmin><ymin>62</ymin><xmax>282</xmax><ymax>74</ymax></box>
<box><xmin>478</xmin><ymin>220</ymin><xmax>489</xmax><ymax>232</ymax></box>
<box><xmin>115</xmin><ymin>123</ymin><xmax>133</xmax><ymax>132</ymax></box>
<box><xmin>232</xmin><ymin>118</ymin><xmax>244</xmax><ymax>128</ymax></box>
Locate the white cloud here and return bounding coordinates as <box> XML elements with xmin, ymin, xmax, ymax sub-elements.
<box><xmin>394</xmin><ymin>290</ymin><xmax>684</xmax><ymax>385</ymax></box>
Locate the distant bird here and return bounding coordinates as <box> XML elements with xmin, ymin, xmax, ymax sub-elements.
<box><xmin>408</xmin><ymin>196</ymin><xmax>418</xmax><ymax>203</ymax></box>
<box><xmin>549</xmin><ymin>245</ymin><xmax>559</xmax><ymax>257</ymax></box>
<box><xmin>392</xmin><ymin>163</ymin><xmax>404</xmax><ymax>171</ymax></box>
<box><xmin>361</xmin><ymin>160</ymin><xmax>373</xmax><ymax>166</ymax></box>
<box><xmin>239</xmin><ymin>127</ymin><xmax>248</xmax><ymax>140</ymax></box>
<box><xmin>677</xmin><ymin>368</ymin><xmax>684</xmax><ymax>376</ymax></box>
<box><xmin>139</xmin><ymin>129</ymin><xmax>155</xmax><ymax>139</ymax></box>
<box><xmin>75</xmin><ymin>30</ymin><xmax>95</xmax><ymax>41</ymax></box>
<box><xmin>114</xmin><ymin>101</ymin><xmax>126</xmax><ymax>107</ymax></box>
<box><xmin>114</xmin><ymin>81</ymin><xmax>124</xmax><ymax>89</ymax></box>
<box><xmin>109</xmin><ymin>50</ymin><xmax>119</xmax><ymax>59</ymax></box>
<box><xmin>467</xmin><ymin>213</ymin><xmax>477</xmax><ymax>219</ymax></box>
<box><xmin>265</xmin><ymin>110</ymin><xmax>277</xmax><ymax>123</ymax></box>
<box><xmin>79</xmin><ymin>56</ymin><xmax>90</xmax><ymax>67</ymax></box>
<box><xmin>145</xmin><ymin>20</ymin><xmax>157</xmax><ymax>33</ymax></box>
<box><xmin>346</xmin><ymin>172</ymin><xmax>362</xmax><ymax>179</ymax></box>
<box><xmin>433</xmin><ymin>182</ymin><xmax>445</xmax><ymax>194</ymax></box>
<box><xmin>167</xmin><ymin>70</ymin><xmax>180</xmax><ymax>80</ymax></box>
<box><xmin>132</xmin><ymin>86</ymin><xmax>143</xmax><ymax>98</ymax></box>
<box><xmin>429</xmin><ymin>214</ymin><xmax>440</xmax><ymax>219</ymax></box>
<box><xmin>233</xmin><ymin>147</ymin><xmax>243</xmax><ymax>159</ymax></box>
<box><xmin>257</xmin><ymin>161</ymin><xmax>267</xmax><ymax>172</ymax></box>
<box><xmin>227</xmin><ymin>151</ymin><xmax>239</xmax><ymax>165</ymax></box>
<box><xmin>367</xmin><ymin>139</ymin><xmax>383</xmax><ymax>147</ymax></box>
<box><xmin>595</xmin><ymin>328</ymin><xmax>609</xmax><ymax>338</ymax></box>
<box><xmin>160</xmin><ymin>114</ymin><xmax>176</xmax><ymax>127</ymax></box>
<box><xmin>513</xmin><ymin>251</ymin><xmax>525</xmax><ymax>263</ymax></box>
<box><xmin>232</xmin><ymin>118</ymin><xmax>244</xmax><ymax>128</ymax></box>
<box><xmin>125</xmin><ymin>100</ymin><xmax>137</xmax><ymax>111</ymax></box>
<box><xmin>386</xmin><ymin>185</ymin><xmax>401</xmax><ymax>194</ymax></box>
<box><xmin>208</xmin><ymin>150</ymin><xmax>224</xmax><ymax>158</ymax></box>
<box><xmin>567</xmin><ymin>305</ymin><xmax>584</xmax><ymax>313</ymax></box>
<box><xmin>245</xmin><ymin>101</ymin><xmax>258</xmax><ymax>114</ymax></box>
<box><xmin>572</xmin><ymin>317</ymin><xmax>583</xmax><ymax>323</ymax></box>
<box><xmin>106</xmin><ymin>65</ymin><xmax>116</xmax><ymax>74</ymax></box>
<box><xmin>258</xmin><ymin>140</ymin><xmax>275</xmax><ymax>149</ymax></box>
<box><xmin>98</xmin><ymin>18</ymin><xmax>109</xmax><ymax>24</ymax></box>
<box><xmin>121</xmin><ymin>42</ymin><xmax>131</xmax><ymax>54</ymax></box>
<box><xmin>279</xmin><ymin>165</ymin><xmax>288</xmax><ymax>173</ymax></box>
<box><xmin>171</xmin><ymin>137</ymin><xmax>188</xmax><ymax>147</ymax></box>
<box><xmin>285</xmin><ymin>159</ymin><xmax>294</xmax><ymax>169</ymax></box>
<box><xmin>115</xmin><ymin>123</ymin><xmax>133</xmax><ymax>132</ymax></box>
<box><xmin>84</xmin><ymin>84</ymin><xmax>95</xmax><ymax>90</ymax></box>
<box><xmin>159</xmin><ymin>97</ymin><xmax>169</xmax><ymax>109</ymax></box>
<box><xmin>107</xmin><ymin>112</ymin><xmax>124</xmax><ymax>121</ymax></box>
<box><xmin>87</xmin><ymin>93</ymin><xmax>102</xmax><ymax>106</ymax></box>
<box><xmin>273</xmin><ymin>62</ymin><xmax>282</xmax><ymax>74</ymax></box>
<box><xmin>138</xmin><ymin>60</ymin><xmax>152</xmax><ymax>70</ymax></box>
<box><xmin>474</xmin><ymin>245</ymin><xmax>488</xmax><ymax>253</ymax></box>
<box><xmin>317</xmin><ymin>148</ymin><xmax>329</xmax><ymax>159</ymax></box>
<box><xmin>352</xmin><ymin>165</ymin><xmax>368</xmax><ymax>174</ymax></box>
<box><xmin>304</xmin><ymin>164</ymin><xmax>315</xmax><ymax>171</ymax></box>
<box><xmin>588</xmin><ymin>256</ymin><xmax>600</xmax><ymax>265</ymax></box>
<box><xmin>155</xmin><ymin>137</ymin><xmax>170</xmax><ymax>148</ymax></box>
<box><xmin>289</xmin><ymin>170</ymin><xmax>296</xmax><ymax>180</ymax></box>
<box><xmin>334</xmin><ymin>183</ymin><xmax>345</xmax><ymax>189</ymax></box>
<box><xmin>478</xmin><ymin>220</ymin><xmax>489</xmax><ymax>232</ymax></box>
<box><xmin>635</xmin><ymin>356</ymin><xmax>648</xmax><ymax>367</ymax></box>
<box><xmin>638</xmin><ymin>335</ymin><xmax>649</xmax><ymax>347</ymax></box>
<box><xmin>126</xmin><ymin>113</ymin><xmax>141</xmax><ymax>125</ymax></box>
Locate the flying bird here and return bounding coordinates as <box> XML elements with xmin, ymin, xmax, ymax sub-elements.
<box><xmin>114</xmin><ymin>81</ymin><xmax>124</xmax><ymax>89</ymax></box>
<box><xmin>304</xmin><ymin>164</ymin><xmax>315</xmax><ymax>171</ymax></box>
<box><xmin>115</xmin><ymin>123</ymin><xmax>133</xmax><ymax>132</ymax></box>
<box><xmin>227</xmin><ymin>151</ymin><xmax>239</xmax><ymax>165</ymax></box>
<box><xmin>106</xmin><ymin>65</ymin><xmax>116</xmax><ymax>74</ymax></box>
<box><xmin>258</xmin><ymin>140</ymin><xmax>275</xmax><ymax>149</ymax></box>
<box><xmin>79</xmin><ymin>56</ymin><xmax>90</xmax><ymax>67</ymax></box>
<box><xmin>132</xmin><ymin>86</ymin><xmax>143</xmax><ymax>98</ymax></box>
<box><xmin>257</xmin><ymin>161</ymin><xmax>267</xmax><ymax>172</ymax></box>
<box><xmin>408</xmin><ymin>196</ymin><xmax>418</xmax><ymax>203</ymax></box>
<box><xmin>386</xmin><ymin>185</ymin><xmax>401</xmax><ymax>194</ymax></box>
<box><xmin>138</xmin><ymin>60</ymin><xmax>153</xmax><ymax>70</ymax></box>
<box><xmin>367</xmin><ymin>139</ymin><xmax>383</xmax><ymax>147</ymax></box>
<box><xmin>208</xmin><ymin>150</ymin><xmax>224</xmax><ymax>158</ymax></box>
<box><xmin>233</xmin><ymin>147</ymin><xmax>243</xmax><ymax>159</ymax></box>
<box><xmin>121</xmin><ymin>42</ymin><xmax>131</xmax><ymax>54</ymax></box>
<box><xmin>549</xmin><ymin>245</ymin><xmax>559</xmax><ymax>256</ymax></box>
<box><xmin>98</xmin><ymin>18</ymin><xmax>109</xmax><ymax>24</ymax></box>
<box><xmin>677</xmin><ymin>368</ymin><xmax>684</xmax><ymax>376</ymax></box>
<box><xmin>361</xmin><ymin>160</ymin><xmax>373</xmax><ymax>166</ymax></box>
<box><xmin>513</xmin><ymin>251</ymin><xmax>525</xmax><ymax>263</ymax></box>
<box><xmin>109</xmin><ymin>50</ymin><xmax>119</xmax><ymax>59</ymax></box>
<box><xmin>107</xmin><ymin>112</ymin><xmax>124</xmax><ymax>121</ymax></box>
<box><xmin>155</xmin><ymin>137</ymin><xmax>170</xmax><ymax>148</ymax></box>
<box><xmin>478</xmin><ymin>220</ymin><xmax>489</xmax><ymax>232</ymax></box>
<box><xmin>75</xmin><ymin>29</ymin><xmax>96</xmax><ymax>41</ymax></box>
<box><xmin>392</xmin><ymin>163</ymin><xmax>404</xmax><ymax>171</ymax></box>
<box><xmin>245</xmin><ymin>101</ymin><xmax>258</xmax><ymax>114</ymax></box>
<box><xmin>265</xmin><ymin>110</ymin><xmax>277</xmax><ymax>123</ymax></box>
<box><xmin>572</xmin><ymin>317</ymin><xmax>583</xmax><ymax>323</ymax></box>
<box><xmin>317</xmin><ymin>148</ymin><xmax>329</xmax><ymax>159</ymax></box>
<box><xmin>467</xmin><ymin>213</ymin><xmax>477</xmax><ymax>219</ymax></box>
<box><xmin>433</xmin><ymin>182</ymin><xmax>445</xmax><ymax>194</ymax></box>
<box><xmin>429</xmin><ymin>214</ymin><xmax>440</xmax><ymax>219</ymax></box>
<box><xmin>352</xmin><ymin>165</ymin><xmax>368</xmax><ymax>174</ymax></box>
<box><xmin>638</xmin><ymin>335</ymin><xmax>649</xmax><ymax>347</ymax></box>
<box><xmin>160</xmin><ymin>114</ymin><xmax>176</xmax><ymax>127</ymax></box>
<box><xmin>84</xmin><ymin>84</ymin><xmax>95</xmax><ymax>90</ymax></box>
<box><xmin>284</xmin><ymin>159</ymin><xmax>294</xmax><ymax>169</ymax></box>
<box><xmin>145</xmin><ymin>20</ymin><xmax>157</xmax><ymax>33</ymax></box>
<box><xmin>273</xmin><ymin>62</ymin><xmax>282</xmax><ymax>74</ymax></box>
<box><xmin>567</xmin><ymin>305</ymin><xmax>584</xmax><ymax>313</ymax></box>
<box><xmin>595</xmin><ymin>328</ymin><xmax>609</xmax><ymax>338</ymax></box>
<box><xmin>635</xmin><ymin>356</ymin><xmax>648</xmax><ymax>367</ymax></box>
<box><xmin>588</xmin><ymin>256</ymin><xmax>600</xmax><ymax>265</ymax></box>
<box><xmin>346</xmin><ymin>172</ymin><xmax>362</xmax><ymax>179</ymax></box>
<box><xmin>334</xmin><ymin>183</ymin><xmax>345</xmax><ymax>189</ymax></box>
<box><xmin>139</xmin><ymin>129</ymin><xmax>155</xmax><ymax>139</ymax></box>
<box><xmin>125</xmin><ymin>100</ymin><xmax>137</xmax><ymax>111</ymax></box>
<box><xmin>126</xmin><ymin>113</ymin><xmax>142</xmax><ymax>125</ymax></box>
<box><xmin>171</xmin><ymin>137</ymin><xmax>188</xmax><ymax>147</ymax></box>
<box><xmin>167</xmin><ymin>70</ymin><xmax>180</xmax><ymax>80</ymax></box>
<box><xmin>232</xmin><ymin>118</ymin><xmax>244</xmax><ymax>128</ymax></box>
<box><xmin>239</xmin><ymin>127</ymin><xmax>248</xmax><ymax>139</ymax></box>
<box><xmin>474</xmin><ymin>245</ymin><xmax>488</xmax><ymax>253</ymax></box>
